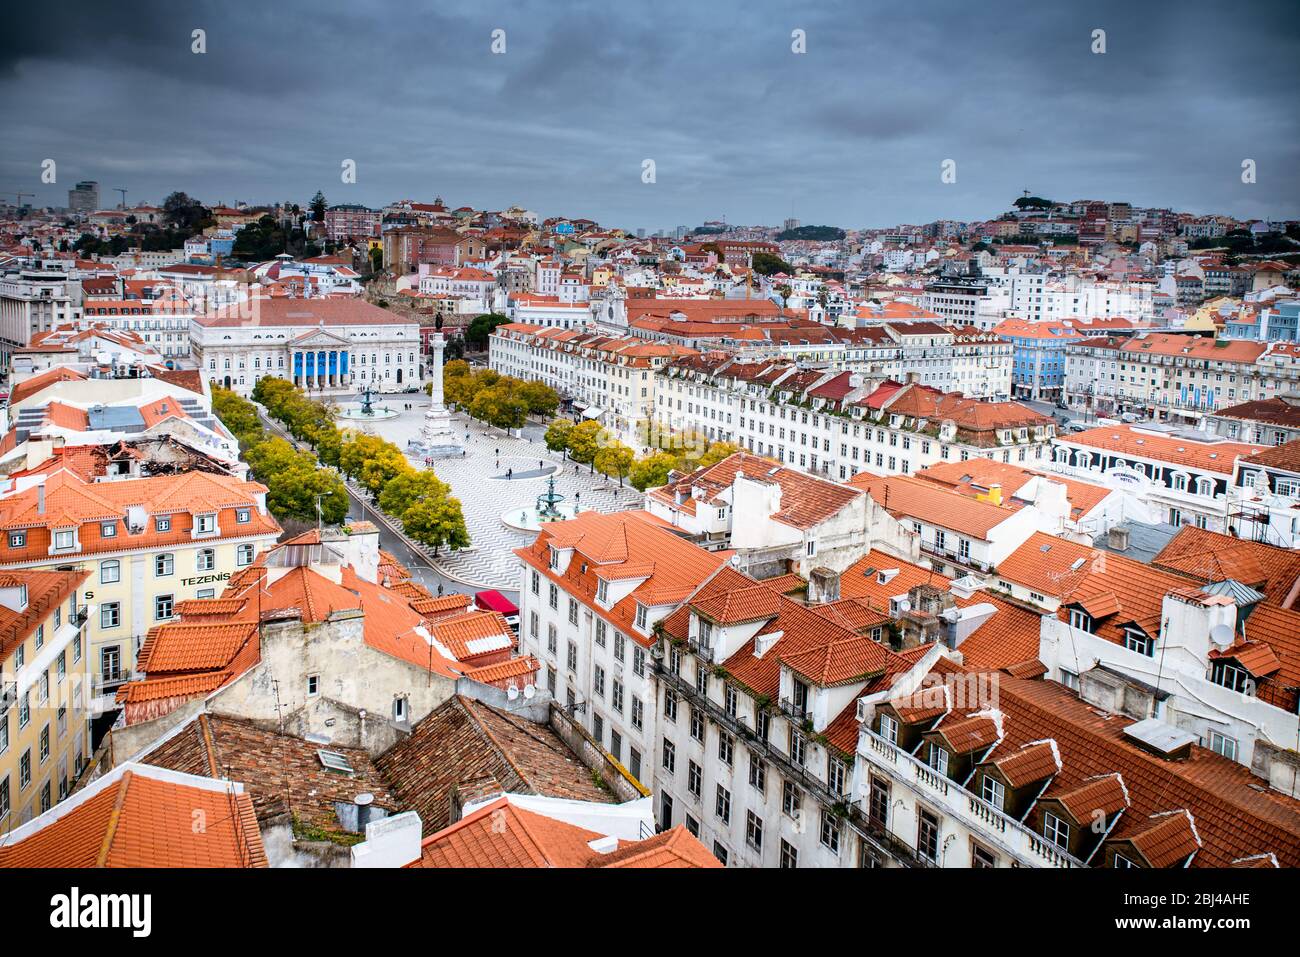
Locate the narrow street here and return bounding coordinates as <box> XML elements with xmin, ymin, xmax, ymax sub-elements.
<box><xmin>253</xmin><ymin>403</ymin><xmax>519</xmax><ymax>604</ymax></box>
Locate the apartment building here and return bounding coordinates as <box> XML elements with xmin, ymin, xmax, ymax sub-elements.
<box><xmin>651</xmin><ymin>563</ymin><xmax>941</xmax><ymax>868</ymax></box>
<box><xmin>0</xmin><ymin>470</ymin><xmax>281</xmax><ymax>717</ymax></box>
<box><xmin>655</xmin><ymin>355</ymin><xmax>1054</xmax><ymax>480</ymax></box>
<box><xmin>1048</xmin><ymin>422</ymin><xmax>1265</xmax><ymax>532</ymax></box>
<box><xmin>846</xmin><ymin>472</ymin><xmax>1057</xmax><ymax>578</ymax></box>
<box><xmin>644</xmin><ymin>450</ymin><xmax>915</xmax><ymax>579</ymax></box>
<box><xmin>0</xmin><ymin>568</ymin><xmax>92</xmax><ymax>828</ymax></box>
<box><xmin>323</xmin><ymin>203</ymin><xmax>381</xmax><ymax>242</ymax></box>
<box><xmin>1064</xmin><ymin>332</ymin><xmax>1300</xmax><ymax>423</ymax></box>
<box><xmin>1206</xmin><ymin>394</ymin><xmax>1300</xmax><ymax>446</ymax></box>
<box><xmin>913</xmin><ymin>457</ymin><xmax>1124</xmax><ymax>538</ymax></box>
<box><xmin>990</xmin><ymin>530</ymin><xmax>1300</xmax><ymax>796</ymax></box>
<box><xmin>0</xmin><ymin>268</ymin><xmax>83</xmax><ymax>366</ymax></box>
<box><xmin>1006</xmin><ymin>274</ymin><xmax>1154</xmax><ymax>323</ymax></box>
<box><xmin>111</xmin><ymin>526</ymin><xmax>531</xmax><ymax>752</ymax></box>
<box><xmin>489</xmin><ymin>323</ymin><xmax>696</xmax><ymax>446</ymax></box>
<box><xmin>513</xmin><ymin>510</ymin><xmax>733</xmax><ymax>794</ymax></box>
<box><xmin>856</xmin><ymin>660</ymin><xmax>1300</xmax><ymax>867</ymax></box>
<box><xmin>79</xmin><ymin>297</ymin><xmax>194</xmax><ymax>359</ymax></box>
<box><xmin>1231</xmin><ymin>440</ymin><xmax>1300</xmax><ymax>547</ymax></box>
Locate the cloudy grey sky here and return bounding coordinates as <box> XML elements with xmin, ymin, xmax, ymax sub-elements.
<box><xmin>3</xmin><ymin>0</ymin><xmax>1297</xmax><ymax>230</ymax></box>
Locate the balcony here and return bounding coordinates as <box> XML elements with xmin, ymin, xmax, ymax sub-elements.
<box><xmin>94</xmin><ymin>668</ymin><xmax>131</xmax><ymax>694</ymax></box>
<box><xmin>686</xmin><ymin>638</ymin><xmax>714</xmax><ymax>661</ymax></box>
<box><xmin>858</xmin><ymin>728</ymin><xmax>1083</xmax><ymax>868</ymax></box>
<box><xmin>779</xmin><ymin>697</ymin><xmax>810</xmax><ymax>722</ymax></box>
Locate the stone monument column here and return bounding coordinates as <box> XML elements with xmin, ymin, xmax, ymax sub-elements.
<box><xmin>408</xmin><ymin>332</ymin><xmax>462</xmax><ymax>458</ymax></box>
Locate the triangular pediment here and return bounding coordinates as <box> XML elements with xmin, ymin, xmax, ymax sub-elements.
<box><xmin>290</xmin><ymin>329</ymin><xmax>351</xmax><ymax>348</ymax></box>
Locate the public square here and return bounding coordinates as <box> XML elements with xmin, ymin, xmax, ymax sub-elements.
<box><xmin>341</xmin><ymin>394</ymin><xmax>645</xmax><ymax>593</ymax></box>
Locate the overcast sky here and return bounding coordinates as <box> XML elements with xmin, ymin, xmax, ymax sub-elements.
<box><xmin>3</xmin><ymin>0</ymin><xmax>1297</xmax><ymax>231</ymax></box>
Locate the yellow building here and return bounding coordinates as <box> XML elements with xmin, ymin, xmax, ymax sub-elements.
<box><xmin>0</xmin><ymin>567</ymin><xmax>92</xmax><ymax>826</ymax></box>
<box><xmin>0</xmin><ymin>470</ymin><xmax>281</xmax><ymax>716</ymax></box>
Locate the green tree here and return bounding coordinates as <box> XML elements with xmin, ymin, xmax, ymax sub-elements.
<box><xmin>516</xmin><ymin>379</ymin><xmax>559</xmax><ymax>417</ymax></box>
<box><xmin>594</xmin><ymin>443</ymin><xmax>635</xmax><ymax>486</ymax></box>
<box><xmin>378</xmin><ymin>469</ymin><xmax>448</xmax><ymax>518</ymax></box>
<box><xmin>212</xmin><ymin>386</ymin><xmax>262</xmax><ymax>444</ymax></box>
<box><xmin>339</xmin><ymin>432</ymin><xmax>389</xmax><ymax>481</ymax></box>
<box><xmin>566</xmin><ymin>420</ymin><xmax>606</xmax><ymax>465</ymax></box>
<box><xmin>629</xmin><ymin>451</ymin><xmax>679</xmax><ymax>491</ymax></box>
<box><xmin>697</xmin><ymin>441</ymin><xmax>740</xmax><ymax>469</ymax></box>
<box><xmin>402</xmin><ymin>493</ymin><xmax>471</xmax><ymax>556</ymax></box>
<box><xmin>310</xmin><ymin>191</ymin><xmax>327</xmax><ymax>222</ymax></box>
<box><xmin>470</xmin><ymin>382</ymin><xmax>529</xmax><ymax>431</ymax></box>
<box><xmin>464</xmin><ymin>313</ymin><xmax>510</xmax><ymax>351</ymax></box>
<box><xmin>357</xmin><ymin>447</ymin><xmax>409</xmax><ymax>498</ymax></box>
<box><xmin>545</xmin><ymin>419</ymin><xmax>574</xmax><ymax>452</ymax></box>
<box><xmin>751</xmin><ymin>251</ymin><xmax>793</xmax><ymax>276</ymax></box>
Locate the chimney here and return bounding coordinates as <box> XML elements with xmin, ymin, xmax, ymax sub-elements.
<box><xmin>37</xmin><ymin>484</ymin><xmax>45</xmax><ymax>515</ymax></box>
<box><xmin>985</xmin><ymin>483</ymin><xmax>1002</xmax><ymax>507</ymax></box>
<box><xmin>808</xmin><ymin>566</ymin><xmax>841</xmax><ymax>603</ymax></box>
<box><xmin>1107</xmin><ymin>524</ymin><xmax>1130</xmax><ymax>552</ymax></box>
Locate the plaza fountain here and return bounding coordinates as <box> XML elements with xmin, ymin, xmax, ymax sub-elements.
<box><xmin>336</xmin><ymin>385</ymin><xmax>400</xmax><ymax>421</ymax></box>
<box><xmin>501</xmin><ymin>474</ymin><xmax>579</xmax><ymax>531</ymax></box>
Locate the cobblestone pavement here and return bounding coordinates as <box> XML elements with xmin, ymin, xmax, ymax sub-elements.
<box><xmin>350</xmin><ymin>398</ymin><xmax>644</xmax><ymax>592</ymax></box>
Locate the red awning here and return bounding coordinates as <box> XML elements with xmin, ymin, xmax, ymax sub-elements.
<box><xmin>475</xmin><ymin>590</ymin><xmax>518</xmax><ymax>616</ymax></box>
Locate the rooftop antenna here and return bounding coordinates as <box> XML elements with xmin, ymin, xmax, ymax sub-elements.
<box><xmin>113</xmin><ymin>187</ymin><xmax>128</xmax><ymax>209</ymax></box>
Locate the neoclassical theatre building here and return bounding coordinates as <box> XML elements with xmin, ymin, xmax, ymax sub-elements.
<box><xmin>191</xmin><ymin>297</ymin><xmax>422</xmax><ymax>396</ymax></box>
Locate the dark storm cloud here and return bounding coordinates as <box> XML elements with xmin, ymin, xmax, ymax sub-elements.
<box><xmin>3</xmin><ymin>0</ymin><xmax>1297</xmax><ymax>228</ymax></box>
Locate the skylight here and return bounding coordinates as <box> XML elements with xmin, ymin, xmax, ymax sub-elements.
<box><xmin>317</xmin><ymin>749</ymin><xmax>354</xmax><ymax>774</ymax></box>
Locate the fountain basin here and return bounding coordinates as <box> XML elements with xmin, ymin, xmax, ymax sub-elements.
<box><xmin>336</xmin><ymin>402</ymin><xmax>401</xmax><ymax>421</ymax></box>
<box><xmin>502</xmin><ymin>504</ymin><xmax>580</xmax><ymax>532</ymax></box>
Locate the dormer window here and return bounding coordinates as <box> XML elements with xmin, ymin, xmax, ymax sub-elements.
<box><xmin>635</xmin><ymin>603</ymin><xmax>647</xmax><ymax>631</ymax></box>
<box><xmin>9</xmin><ymin>532</ymin><xmax>26</xmax><ymax>548</ymax></box>
<box><xmin>980</xmin><ymin>775</ymin><xmax>1005</xmax><ymax>810</ymax></box>
<box><xmin>927</xmin><ymin>743</ymin><xmax>949</xmax><ymax>776</ymax></box>
<box><xmin>1042</xmin><ymin>812</ymin><xmax>1071</xmax><ymax>850</ymax></box>
<box><xmin>596</xmin><ymin>579</ymin><xmax>609</xmax><ymax>604</ymax></box>
<box><xmin>878</xmin><ymin>713</ymin><xmax>898</xmax><ymax>744</ymax></box>
<box><xmin>53</xmin><ymin>530</ymin><xmax>76</xmax><ymax>551</ymax></box>
<box><xmin>1123</xmin><ymin>628</ymin><xmax>1154</xmax><ymax>657</ymax></box>
<box><xmin>1068</xmin><ymin>609</ymin><xmax>1092</xmax><ymax>632</ymax></box>
<box><xmin>1211</xmin><ymin>660</ymin><xmax>1252</xmax><ymax>694</ymax></box>
<box><xmin>236</xmin><ymin>508</ymin><xmax>251</xmax><ymax>524</ymax></box>
<box><xmin>100</xmin><ymin>522</ymin><xmax>117</xmax><ymax>538</ymax></box>
<box><xmin>549</xmin><ymin>546</ymin><xmax>560</xmax><ymax>569</ymax></box>
<box><xmin>156</xmin><ymin>516</ymin><xmax>171</xmax><ymax>532</ymax></box>
<box><xmin>195</xmin><ymin>513</ymin><xmax>216</xmax><ymax>535</ymax></box>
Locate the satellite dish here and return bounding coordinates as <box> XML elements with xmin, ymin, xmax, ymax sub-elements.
<box><xmin>523</xmin><ymin>684</ymin><xmax>536</xmax><ymax>699</ymax></box>
<box><xmin>1209</xmin><ymin>623</ymin><xmax>1235</xmax><ymax>649</ymax></box>
<box><xmin>506</xmin><ymin>683</ymin><xmax>519</xmax><ymax>700</ymax></box>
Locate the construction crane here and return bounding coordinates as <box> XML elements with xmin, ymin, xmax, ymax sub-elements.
<box><xmin>113</xmin><ymin>187</ymin><xmax>128</xmax><ymax>209</ymax></box>
<box><xmin>6</xmin><ymin>191</ymin><xmax>34</xmax><ymax>207</ymax></box>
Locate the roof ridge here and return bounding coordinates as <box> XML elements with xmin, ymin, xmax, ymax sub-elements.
<box><xmin>95</xmin><ymin>770</ymin><xmax>133</xmax><ymax>867</ymax></box>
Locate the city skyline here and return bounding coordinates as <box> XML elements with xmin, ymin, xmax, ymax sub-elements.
<box><xmin>3</xmin><ymin>0</ymin><xmax>1298</xmax><ymax>228</ymax></box>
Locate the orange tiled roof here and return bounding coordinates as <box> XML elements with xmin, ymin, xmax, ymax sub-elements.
<box><xmin>1061</xmin><ymin>424</ymin><xmax>1263</xmax><ymax>476</ymax></box>
<box><xmin>516</xmin><ymin>510</ymin><xmax>731</xmax><ymax>647</ymax></box>
<box><xmin>848</xmin><ymin>472</ymin><xmax>1017</xmax><ymax>538</ymax></box>
<box><xmin>409</xmin><ymin>797</ymin><xmax>720</xmax><ymax>869</ymax></box>
<box><xmin>0</xmin><ymin>764</ymin><xmax>266</xmax><ymax>868</ymax></box>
